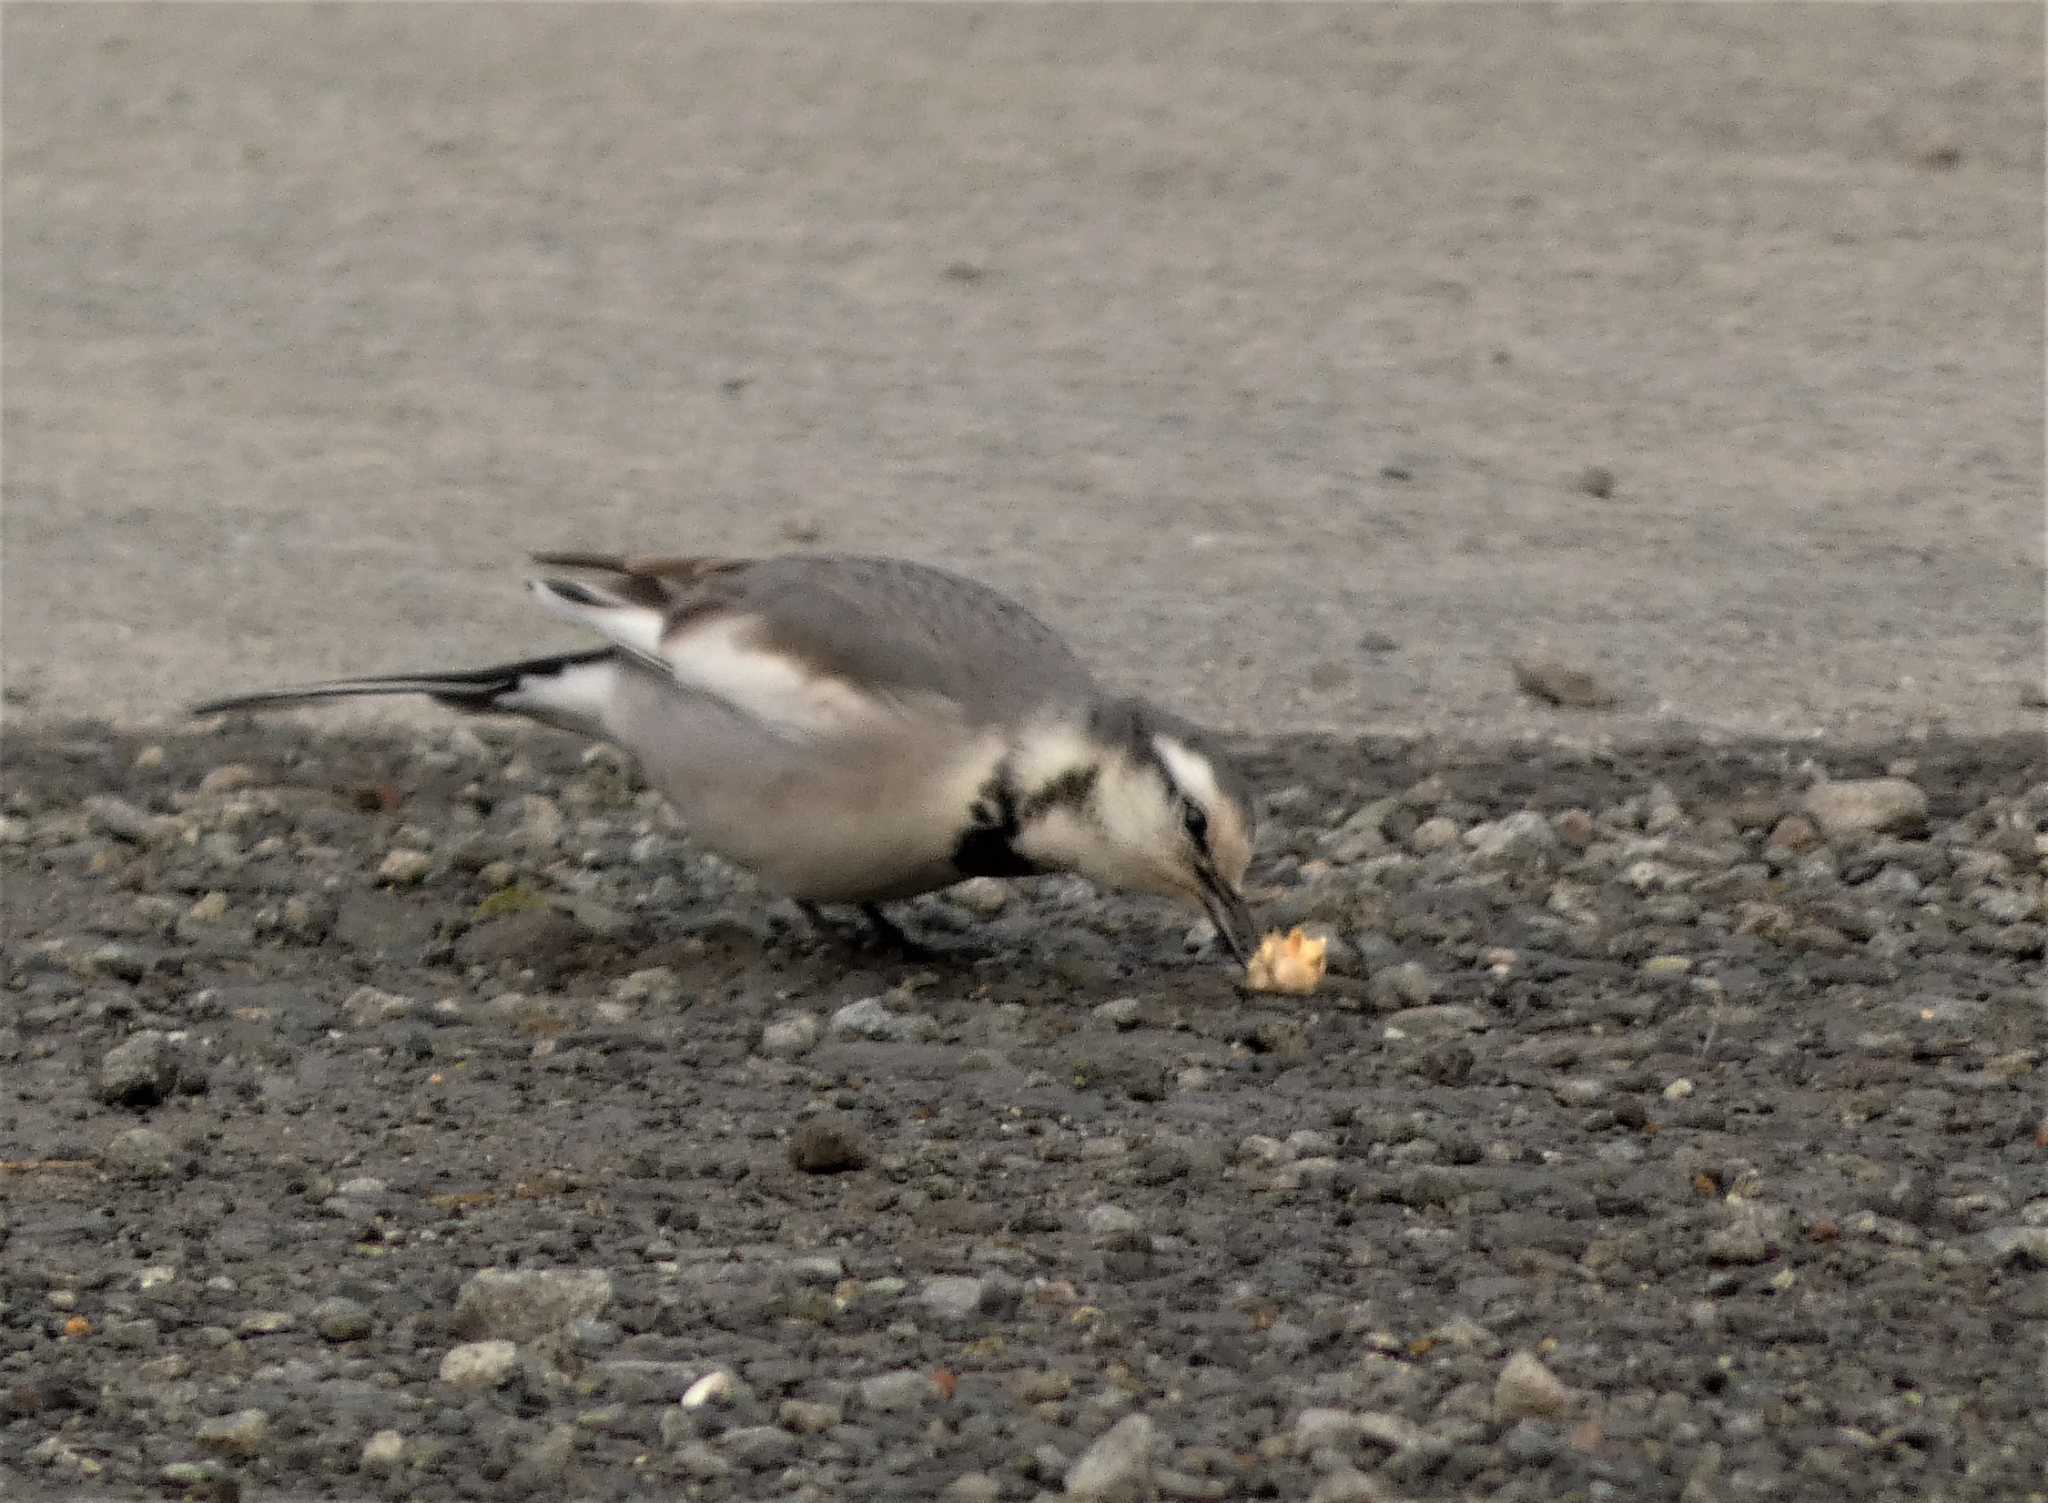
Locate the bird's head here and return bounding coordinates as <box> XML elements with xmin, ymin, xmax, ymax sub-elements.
<box><xmin>1008</xmin><ymin>699</ymin><xmax>1260</xmax><ymax>962</ymax></box>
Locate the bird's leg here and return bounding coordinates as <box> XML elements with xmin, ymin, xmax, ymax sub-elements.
<box><xmin>790</xmin><ymin>900</ymin><xmax>938</xmax><ymax>962</ymax></box>
<box><xmin>859</xmin><ymin>904</ymin><xmax>939</xmax><ymax>961</ymax></box>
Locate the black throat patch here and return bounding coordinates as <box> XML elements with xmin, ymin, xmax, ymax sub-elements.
<box><xmin>950</xmin><ymin>761</ymin><xmax>1039</xmax><ymax>879</ymax></box>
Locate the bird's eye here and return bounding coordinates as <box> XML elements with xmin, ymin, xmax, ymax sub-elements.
<box><xmin>1181</xmin><ymin>798</ymin><xmax>1209</xmax><ymax>847</ymax></box>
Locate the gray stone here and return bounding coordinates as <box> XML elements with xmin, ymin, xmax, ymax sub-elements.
<box><xmin>671</xmin><ymin>1440</ymin><xmax>733</xmax><ymax>1480</ymax></box>
<box><xmin>920</xmin><ymin>1275</ymin><xmax>986</xmax><ymax>1325</ymax></box>
<box><xmin>196</xmin><ymin>1408</ymin><xmax>270</xmax><ymax>1456</ymax></box>
<box><xmin>777</xmin><ymin>1399</ymin><xmax>843</xmax><ymax>1434</ymax></box>
<box><xmin>1511</xmin><ymin>655</ymin><xmax>1620</xmax><ymax>709</ymax></box>
<box><xmin>1706</xmin><ymin>1222</ymin><xmax>1771</xmax><ymax>1265</ymax></box>
<box><xmin>1409</xmin><ymin>816</ymin><xmax>1462</xmax><ymax>854</ymax></box>
<box><xmin>759</xmin><ymin>1010</ymin><xmax>822</xmax><ymax>1058</ymax></box>
<box><xmin>1367</xmin><ymin>960</ymin><xmax>1434</xmax><ymax>1011</ymax></box>
<box><xmin>87</xmin><ymin>942</ymin><xmax>147</xmax><ymax>982</ymax></box>
<box><xmin>788</xmin><ymin>1113</ymin><xmax>870</xmax><ymax>1173</ymax></box>
<box><xmin>512</xmin><ymin>1423</ymin><xmax>576</xmax><ymax>1487</ymax></box>
<box><xmin>312</xmin><ymin>1296</ymin><xmax>374</xmax><ymax>1342</ymax></box>
<box><xmin>105</xmin><ymin>1126</ymin><xmax>175</xmax><ymax>1178</ymax></box>
<box><xmin>722</xmin><ymin>1424</ymin><xmax>798</xmax><ymax>1468</ymax></box>
<box><xmin>1495</xmin><ymin>1351</ymin><xmax>1570</xmax><ymax>1418</ymax></box>
<box><xmin>1309</xmin><ymin>1467</ymin><xmax>1386</xmax><ymax>1503</ymax></box>
<box><xmin>1093</xmin><ymin>996</ymin><xmax>1144</xmax><ymax>1031</ymax></box>
<box><xmin>1084</xmin><ymin>1203</ymin><xmax>1144</xmax><ymax>1244</ymax></box>
<box><xmin>86</xmin><ymin>794</ymin><xmax>161</xmax><ymax>844</ymax></box>
<box><xmin>1065</xmin><ymin>1412</ymin><xmax>1156</xmax><ymax>1500</ymax></box>
<box><xmin>1295</xmin><ymin>1408</ymin><xmax>1363</xmax><ymax>1450</ymax></box>
<box><xmin>439</xmin><ymin>1339</ymin><xmax>520</xmax><ymax>1389</ymax></box>
<box><xmin>451</xmin><ymin>1267</ymin><xmax>613</xmax><ymax>1341</ymax></box>
<box><xmin>1982</xmin><ymin>1226</ymin><xmax>2048</xmax><ymax>1266</ymax></box>
<box><xmin>376</xmin><ymin>847</ymin><xmax>434</xmax><ymax>885</ymax></box>
<box><xmin>949</xmin><ymin>877</ymin><xmax>1010</xmax><ymax>915</ymax></box>
<box><xmin>1803</xmin><ymin>778</ymin><xmax>1929</xmax><ymax>839</ymax></box>
<box><xmin>859</xmin><ymin>1369</ymin><xmax>934</xmax><ymax>1412</ymax></box>
<box><xmin>1465</xmin><ymin>811</ymin><xmax>1559</xmax><ymax>866</ymax></box>
<box><xmin>360</xmin><ymin>1430</ymin><xmax>406</xmax><ymax>1475</ymax></box>
<box><xmin>341</xmin><ymin>986</ymin><xmax>416</xmax><ymax>1026</ymax></box>
<box><xmin>830</xmin><ymin>995</ymin><xmax>939</xmax><ymax>1043</ymax></box>
<box><xmin>613</xmin><ymin>966</ymin><xmax>683</xmax><ymax>1007</ymax></box>
<box><xmin>96</xmin><ymin>1031</ymin><xmax>184</xmax><ymax>1108</ymax></box>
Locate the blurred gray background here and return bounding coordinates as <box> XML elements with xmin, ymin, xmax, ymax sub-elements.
<box><xmin>4</xmin><ymin>3</ymin><xmax>2041</xmax><ymax>740</ymax></box>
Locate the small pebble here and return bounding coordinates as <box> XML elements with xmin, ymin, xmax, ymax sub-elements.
<box><xmin>788</xmin><ymin>1114</ymin><xmax>870</xmax><ymax>1174</ymax></box>
<box><xmin>759</xmin><ymin>1010</ymin><xmax>822</xmax><ymax>1059</ymax></box>
<box><xmin>1065</xmin><ymin>1412</ymin><xmax>1156</xmax><ymax>1500</ymax></box>
<box><xmin>778</xmin><ymin>1398</ymin><xmax>843</xmax><ymax>1434</ymax></box>
<box><xmin>1409</xmin><ymin>817</ymin><xmax>1461</xmax><ymax>854</ymax></box>
<box><xmin>104</xmin><ymin>1127</ymin><xmax>175</xmax><ymax>1179</ymax></box>
<box><xmin>186</xmin><ymin>890</ymin><xmax>229</xmax><ymax>923</ymax></box>
<box><xmin>312</xmin><ymin>1296</ymin><xmax>374</xmax><ymax>1342</ymax></box>
<box><xmin>613</xmin><ymin>967</ymin><xmax>683</xmax><ymax>1007</ymax></box>
<box><xmin>830</xmin><ymin>995</ymin><xmax>939</xmax><ymax>1043</ymax></box>
<box><xmin>439</xmin><ymin>1339</ymin><xmax>520</xmax><ymax>1389</ymax></box>
<box><xmin>1707</xmin><ymin>1222</ymin><xmax>1771</xmax><ymax>1265</ymax></box>
<box><xmin>950</xmin><ymin>877</ymin><xmax>1010</xmax><ymax>915</ymax></box>
<box><xmin>451</xmin><ymin>1267</ymin><xmax>613</xmax><ymax>1341</ymax></box>
<box><xmin>1368</xmin><ymin>961</ymin><xmax>1434</xmax><ymax>1011</ymax></box>
<box><xmin>377</xmin><ymin>848</ymin><xmax>434</xmax><ymax>885</ymax></box>
<box><xmin>1094</xmin><ymin>996</ymin><xmax>1144</xmax><ymax>1030</ymax></box>
<box><xmin>920</xmin><ymin>1275</ymin><xmax>986</xmax><ymax>1325</ymax></box>
<box><xmin>681</xmin><ymin>1370</ymin><xmax>737</xmax><ymax>1409</ymax></box>
<box><xmin>1802</xmin><ymin>778</ymin><xmax>1929</xmax><ymax>839</ymax></box>
<box><xmin>96</xmin><ymin>1032</ymin><xmax>185</xmax><ymax>1108</ymax></box>
<box><xmin>859</xmin><ymin>1369</ymin><xmax>934</xmax><ymax>1413</ymax></box>
<box><xmin>195</xmin><ymin>1408</ymin><xmax>270</xmax><ymax>1456</ymax></box>
<box><xmin>359</xmin><ymin>1430</ymin><xmax>406</xmax><ymax>1475</ymax></box>
<box><xmin>1511</xmin><ymin>656</ymin><xmax>1619</xmax><ymax>709</ymax></box>
<box><xmin>1495</xmin><ymin>1351</ymin><xmax>1571</xmax><ymax>1418</ymax></box>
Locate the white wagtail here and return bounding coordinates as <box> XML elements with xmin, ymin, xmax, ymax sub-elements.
<box><xmin>193</xmin><ymin>552</ymin><xmax>1261</xmax><ymax>962</ymax></box>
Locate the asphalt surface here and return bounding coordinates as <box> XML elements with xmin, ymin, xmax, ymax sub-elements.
<box><xmin>3</xmin><ymin>4</ymin><xmax>2042</xmax><ymax>740</ymax></box>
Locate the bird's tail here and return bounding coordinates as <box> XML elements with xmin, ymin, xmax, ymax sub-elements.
<box><xmin>190</xmin><ymin>649</ymin><xmax>619</xmax><ymax>734</ymax></box>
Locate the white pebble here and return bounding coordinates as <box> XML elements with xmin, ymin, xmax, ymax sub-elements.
<box><xmin>680</xmin><ymin>1369</ymin><xmax>736</xmax><ymax>1409</ymax></box>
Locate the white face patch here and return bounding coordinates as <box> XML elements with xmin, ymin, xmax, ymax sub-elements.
<box><xmin>1153</xmin><ymin>733</ymin><xmax>1251</xmax><ymax>885</ymax></box>
<box><xmin>1007</xmin><ymin>722</ymin><xmax>1102</xmax><ymax>795</ymax></box>
<box><xmin>1152</xmin><ymin>736</ymin><xmax>1222</xmax><ymax>814</ymax></box>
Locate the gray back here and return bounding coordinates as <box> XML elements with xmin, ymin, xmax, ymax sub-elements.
<box><xmin>690</xmin><ymin>555</ymin><xmax>1101</xmax><ymax>725</ymax></box>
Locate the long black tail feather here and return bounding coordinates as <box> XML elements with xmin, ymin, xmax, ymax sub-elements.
<box><xmin>190</xmin><ymin>650</ymin><xmax>613</xmax><ymax>717</ymax></box>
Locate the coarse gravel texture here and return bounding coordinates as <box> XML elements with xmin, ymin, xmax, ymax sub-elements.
<box><xmin>3</xmin><ymin>718</ymin><xmax>2045</xmax><ymax>1501</ymax></box>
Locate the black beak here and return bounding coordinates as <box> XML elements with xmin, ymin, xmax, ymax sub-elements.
<box><xmin>1199</xmin><ymin>872</ymin><xmax>1259</xmax><ymax>965</ymax></box>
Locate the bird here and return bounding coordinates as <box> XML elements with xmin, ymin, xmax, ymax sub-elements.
<box><xmin>191</xmin><ymin>552</ymin><xmax>1261</xmax><ymax>963</ymax></box>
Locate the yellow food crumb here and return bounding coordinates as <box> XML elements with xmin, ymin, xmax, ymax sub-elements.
<box><xmin>1245</xmin><ymin>927</ymin><xmax>1328</xmax><ymax>995</ymax></box>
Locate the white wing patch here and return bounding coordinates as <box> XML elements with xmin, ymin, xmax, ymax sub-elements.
<box><xmin>532</xmin><ymin>576</ymin><xmax>918</xmax><ymax>736</ymax></box>
<box><xmin>527</xmin><ymin>578</ymin><xmax>668</xmax><ymax>662</ymax></box>
<box><xmin>660</xmin><ymin>613</ymin><xmax>895</xmax><ymax>735</ymax></box>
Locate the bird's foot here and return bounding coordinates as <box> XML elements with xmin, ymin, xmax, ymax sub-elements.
<box><xmin>792</xmin><ymin>901</ymin><xmax>942</xmax><ymax>963</ymax></box>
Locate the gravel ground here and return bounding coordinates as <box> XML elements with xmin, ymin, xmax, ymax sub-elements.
<box><xmin>3</xmin><ymin>717</ymin><xmax>2044</xmax><ymax>1501</ymax></box>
